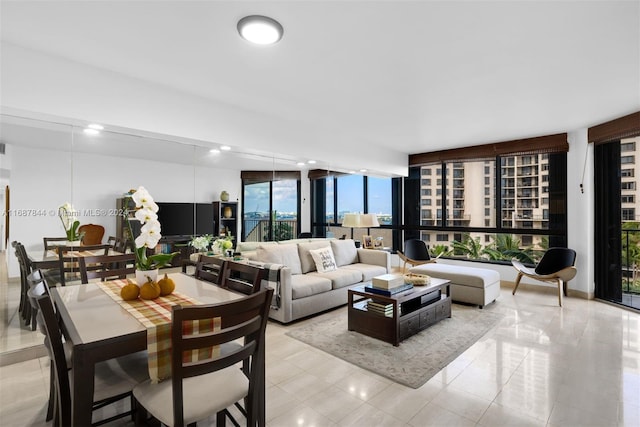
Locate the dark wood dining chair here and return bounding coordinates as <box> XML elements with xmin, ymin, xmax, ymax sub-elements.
<box><xmin>36</xmin><ymin>294</ymin><xmax>150</xmax><ymax>427</ymax></box>
<box><xmin>221</xmin><ymin>260</ymin><xmax>266</xmax><ymax>295</ymax></box>
<box><xmin>55</xmin><ymin>244</ymin><xmax>111</xmax><ymax>286</ymax></box>
<box><xmin>43</xmin><ymin>237</ymin><xmax>69</xmax><ymax>251</ymax></box>
<box><xmin>107</xmin><ymin>235</ymin><xmax>129</xmax><ymax>253</ymax></box>
<box><xmin>133</xmin><ymin>288</ymin><xmax>274</xmax><ymax>427</ymax></box>
<box><xmin>79</xmin><ymin>223</ymin><xmax>105</xmax><ymax>245</ymax></box>
<box><xmin>78</xmin><ymin>253</ymin><xmax>136</xmax><ymax>284</ymax></box>
<box><xmin>13</xmin><ymin>242</ymin><xmax>31</xmax><ymax>324</ymax></box>
<box><xmin>194</xmin><ymin>254</ymin><xmax>227</xmax><ymax>285</ymax></box>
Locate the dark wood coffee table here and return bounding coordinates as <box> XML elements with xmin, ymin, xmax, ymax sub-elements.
<box><xmin>348</xmin><ymin>278</ymin><xmax>451</xmax><ymax>346</ymax></box>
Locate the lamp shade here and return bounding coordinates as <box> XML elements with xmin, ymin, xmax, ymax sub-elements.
<box><xmin>360</xmin><ymin>214</ymin><xmax>380</xmax><ymax>228</ymax></box>
<box><xmin>342</xmin><ymin>213</ymin><xmax>361</xmax><ymax>228</ymax></box>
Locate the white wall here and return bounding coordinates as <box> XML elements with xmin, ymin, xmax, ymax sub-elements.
<box><xmin>6</xmin><ymin>144</ymin><xmax>246</xmax><ymax>277</ymax></box>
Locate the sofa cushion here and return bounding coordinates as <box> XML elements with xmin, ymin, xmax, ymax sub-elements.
<box><xmin>290</xmin><ymin>274</ymin><xmax>332</xmax><ymax>299</ymax></box>
<box><xmin>308</xmin><ymin>267</ymin><xmax>362</xmax><ymax>290</ymax></box>
<box><xmin>255</xmin><ymin>244</ymin><xmax>302</xmax><ymax>275</ymax></box>
<box><xmin>309</xmin><ymin>247</ymin><xmax>338</xmax><ymax>273</ymax></box>
<box><xmin>342</xmin><ymin>263</ymin><xmax>388</xmax><ymax>281</ymax></box>
<box><xmin>298</xmin><ymin>241</ymin><xmax>331</xmax><ymax>273</ymax></box>
<box><xmin>236</xmin><ymin>241</ymin><xmax>278</xmax><ymax>253</ymax></box>
<box><xmin>330</xmin><ymin>239</ymin><xmax>358</xmax><ymax>267</ymax></box>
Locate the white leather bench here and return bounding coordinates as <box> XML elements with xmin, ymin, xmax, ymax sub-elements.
<box><xmin>409</xmin><ymin>263</ymin><xmax>500</xmax><ymax>308</ymax></box>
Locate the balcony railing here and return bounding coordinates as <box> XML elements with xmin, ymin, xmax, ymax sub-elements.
<box><xmin>243</xmin><ymin>219</ymin><xmax>298</xmax><ymax>242</ymax></box>
<box><xmin>622</xmin><ymin>228</ymin><xmax>640</xmax><ymax>295</ymax></box>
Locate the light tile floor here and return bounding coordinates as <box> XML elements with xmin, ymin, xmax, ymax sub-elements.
<box><xmin>1</xmin><ymin>266</ymin><xmax>639</xmax><ymax>426</ymax></box>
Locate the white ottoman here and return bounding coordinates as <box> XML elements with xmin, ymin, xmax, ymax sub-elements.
<box><xmin>409</xmin><ymin>263</ymin><xmax>500</xmax><ymax>308</ymax></box>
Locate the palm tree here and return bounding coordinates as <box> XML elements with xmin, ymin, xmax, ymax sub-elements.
<box><xmin>451</xmin><ymin>233</ymin><xmax>484</xmax><ymax>259</ymax></box>
<box><xmin>429</xmin><ymin>244</ymin><xmax>452</xmax><ymax>258</ymax></box>
<box><xmin>488</xmin><ymin>234</ymin><xmax>536</xmax><ymax>264</ymax></box>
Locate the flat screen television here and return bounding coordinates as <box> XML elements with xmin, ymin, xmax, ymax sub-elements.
<box><xmin>156</xmin><ymin>202</ymin><xmax>214</xmax><ymax>237</ymax></box>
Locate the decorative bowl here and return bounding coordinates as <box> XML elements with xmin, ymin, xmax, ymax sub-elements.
<box><xmin>403</xmin><ymin>273</ymin><xmax>431</xmax><ymax>286</ymax></box>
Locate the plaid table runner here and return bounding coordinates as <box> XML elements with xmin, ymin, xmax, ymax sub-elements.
<box><xmin>98</xmin><ymin>279</ymin><xmax>218</xmax><ymax>383</ymax></box>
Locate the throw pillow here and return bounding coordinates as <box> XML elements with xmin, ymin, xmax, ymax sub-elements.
<box><xmin>298</xmin><ymin>241</ymin><xmax>331</xmax><ymax>273</ymax></box>
<box><xmin>309</xmin><ymin>247</ymin><xmax>338</xmax><ymax>273</ymax></box>
<box><xmin>330</xmin><ymin>239</ymin><xmax>358</xmax><ymax>266</ymax></box>
<box><xmin>255</xmin><ymin>244</ymin><xmax>302</xmax><ymax>275</ymax></box>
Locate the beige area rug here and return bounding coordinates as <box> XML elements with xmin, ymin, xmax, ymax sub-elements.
<box><xmin>285</xmin><ymin>304</ymin><xmax>503</xmax><ymax>389</ymax></box>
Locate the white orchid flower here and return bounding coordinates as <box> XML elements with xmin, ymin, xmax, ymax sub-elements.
<box><xmin>134</xmin><ymin>208</ymin><xmax>158</xmax><ymax>224</ymax></box>
<box><xmin>132</xmin><ymin>186</ymin><xmax>159</xmax><ymax>212</ymax></box>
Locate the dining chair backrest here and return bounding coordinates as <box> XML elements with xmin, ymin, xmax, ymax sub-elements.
<box><xmin>79</xmin><ymin>224</ymin><xmax>105</xmax><ymax>245</ymax></box>
<box><xmin>14</xmin><ymin>242</ymin><xmax>32</xmax><ymax>322</ymax></box>
<box><xmin>170</xmin><ymin>288</ymin><xmax>274</xmax><ymax>426</ymax></box>
<box><xmin>36</xmin><ymin>294</ymin><xmax>72</xmax><ymax>427</ymax></box>
<box><xmin>221</xmin><ymin>261</ymin><xmax>266</xmax><ymax>295</ymax></box>
<box><xmin>194</xmin><ymin>255</ymin><xmax>227</xmax><ymax>285</ymax></box>
<box><xmin>107</xmin><ymin>235</ymin><xmax>129</xmax><ymax>253</ymax></box>
<box><xmin>26</xmin><ymin>269</ymin><xmax>50</xmax><ymax>331</ymax></box>
<box><xmin>43</xmin><ymin>237</ymin><xmax>69</xmax><ymax>251</ymax></box>
<box><xmin>57</xmin><ymin>244</ymin><xmax>111</xmax><ymax>286</ymax></box>
<box><xmin>78</xmin><ymin>253</ymin><xmax>137</xmax><ymax>284</ymax></box>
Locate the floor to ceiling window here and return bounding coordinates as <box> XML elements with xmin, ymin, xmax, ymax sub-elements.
<box><xmin>241</xmin><ymin>171</ymin><xmax>300</xmax><ymax>242</ymax></box>
<box><xmin>406</xmin><ymin>134</ymin><xmax>568</xmax><ymax>263</ymax></box>
<box><xmin>310</xmin><ymin>171</ymin><xmax>399</xmax><ymax>248</ymax></box>
<box><xmin>591</xmin><ymin>112</ymin><xmax>640</xmax><ymax>310</ymax></box>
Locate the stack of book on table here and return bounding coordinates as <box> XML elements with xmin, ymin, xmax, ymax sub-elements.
<box><xmin>364</xmin><ymin>274</ymin><xmax>414</xmax><ymax>297</ymax></box>
<box><xmin>366</xmin><ymin>300</ymin><xmax>394</xmax><ymax>317</ymax></box>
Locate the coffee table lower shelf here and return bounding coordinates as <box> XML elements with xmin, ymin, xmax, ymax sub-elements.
<box><xmin>347</xmin><ymin>279</ymin><xmax>451</xmax><ymax>346</ymax></box>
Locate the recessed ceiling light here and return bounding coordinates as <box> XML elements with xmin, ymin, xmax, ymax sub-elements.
<box><xmin>308</xmin><ymin>160</ymin><xmax>316</xmax><ymax>164</ymax></box>
<box><xmin>359</xmin><ymin>169</ymin><xmax>368</xmax><ymax>173</ymax></box>
<box><xmin>237</xmin><ymin>15</ymin><xmax>283</xmax><ymax>45</ymax></box>
<box><xmin>296</xmin><ymin>162</ymin><xmax>305</xmax><ymax>166</ymax></box>
<box><xmin>348</xmin><ymin>170</ymin><xmax>356</xmax><ymax>174</ymax></box>
<box><xmin>209</xmin><ymin>149</ymin><xmax>220</xmax><ymax>154</ymax></box>
<box><xmin>220</xmin><ymin>145</ymin><xmax>231</xmax><ymax>151</ymax></box>
<box><xmin>87</xmin><ymin>123</ymin><xmax>104</xmax><ymax>130</ymax></box>
<box><xmin>83</xmin><ymin>128</ymin><xmax>100</xmax><ymax>135</ymax></box>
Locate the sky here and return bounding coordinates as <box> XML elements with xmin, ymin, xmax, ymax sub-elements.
<box><xmin>243</xmin><ymin>176</ymin><xmax>392</xmax><ymax>216</ymax></box>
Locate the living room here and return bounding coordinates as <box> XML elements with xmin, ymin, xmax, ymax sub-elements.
<box><xmin>1</xmin><ymin>1</ymin><xmax>639</xmax><ymax>426</ymax></box>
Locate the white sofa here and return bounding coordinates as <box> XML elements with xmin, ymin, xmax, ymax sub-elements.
<box><xmin>237</xmin><ymin>239</ymin><xmax>390</xmax><ymax>323</ymax></box>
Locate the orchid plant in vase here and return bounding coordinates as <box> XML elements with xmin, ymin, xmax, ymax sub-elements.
<box><xmin>125</xmin><ymin>187</ymin><xmax>177</xmax><ymax>278</ymax></box>
<box><xmin>58</xmin><ymin>202</ymin><xmax>84</xmax><ymax>243</ymax></box>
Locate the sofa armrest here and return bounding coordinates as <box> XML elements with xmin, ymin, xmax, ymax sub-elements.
<box><xmin>266</xmin><ymin>266</ymin><xmax>294</xmax><ymax>323</ymax></box>
<box><xmin>357</xmin><ymin>248</ymin><xmax>391</xmax><ymax>272</ymax></box>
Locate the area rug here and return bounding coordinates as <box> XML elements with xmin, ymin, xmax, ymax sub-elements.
<box><xmin>285</xmin><ymin>304</ymin><xmax>503</xmax><ymax>389</ymax></box>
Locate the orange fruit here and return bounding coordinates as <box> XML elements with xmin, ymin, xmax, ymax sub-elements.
<box><xmin>140</xmin><ymin>278</ymin><xmax>161</xmax><ymax>300</ymax></box>
<box><xmin>157</xmin><ymin>273</ymin><xmax>175</xmax><ymax>296</ymax></box>
<box><xmin>120</xmin><ymin>283</ymin><xmax>140</xmax><ymax>301</ymax></box>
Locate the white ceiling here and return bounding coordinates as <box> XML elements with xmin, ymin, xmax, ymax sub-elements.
<box><xmin>1</xmin><ymin>0</ymin><xmax>639</xmax><ymax>173</ymax></box>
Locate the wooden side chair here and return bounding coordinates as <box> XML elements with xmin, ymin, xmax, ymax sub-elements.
<box><xmin>55</xmin><ymin>244</ymin><xmax>111</xmax><ymax>286</ymax></box>
<box><xmin>194</xmin><ymin>254</ymin><xmax>227</xmax><ymax>285</ymax></box>
<box><xmin>133</xmin><ymin>288</ymin><xmax>274</xmax><ymax>427</ymax></box>
<box><xmin>13</xmin><ymin>242</ymin><xmax>31</xmax><ymax>324</ymax></box>
<box><xmin>397</xmin><ymin>239</ymin><xmax>436</xmax><ymax>272</ymax></box>
<box><xmin>107</xmin><ymin>235</ymin><xmax>129</xmax><ymax>253</ymax></box>
<box><xmin>221</xmin><ymin>261</ymin><xmax>266</xmax><ymax>295</ymax></box>
<box><xmin>78</xmin><ymin>253</ymin><xmax>136</xmax><ymax>284</ymax></box>
<box><xmin>36</xmin><ymin>294</ymin><xmax>150</xmax><ymax>426</ymax></box>
<box><xmin>79</xmin><ymin>224</ymin><xmax>105</xmax><ymax>245</ymax></box>
<box><xmin>43</xmin><ymin>237</ymin><xmax>68</xmax><ymax>251</ymax></box>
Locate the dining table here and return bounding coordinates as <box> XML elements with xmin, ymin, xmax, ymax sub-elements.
<box><xmin>50</xmin><ymin>272</ymin><xmax>264</xmax><ymax>426</ymax></box>
<box><xmin>27</xmin><ymin>246</ymin><xmax>121</xmax><ymax>270</ymax></box>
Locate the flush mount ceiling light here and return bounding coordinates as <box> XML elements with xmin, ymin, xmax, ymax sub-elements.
<box><xmin>83</xmin><ymin>123</ymin><xmax>103</xmax><ymax>135</ymax></box>
<box><xmin>220</xmin><ymin>145</ymin><xmax>231</xmax><ymax>151</ymax></box>
<box><xmin>237</xmin><ymin>15</ymin><xmax>283</xmax><ymax>45</ymax></box>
